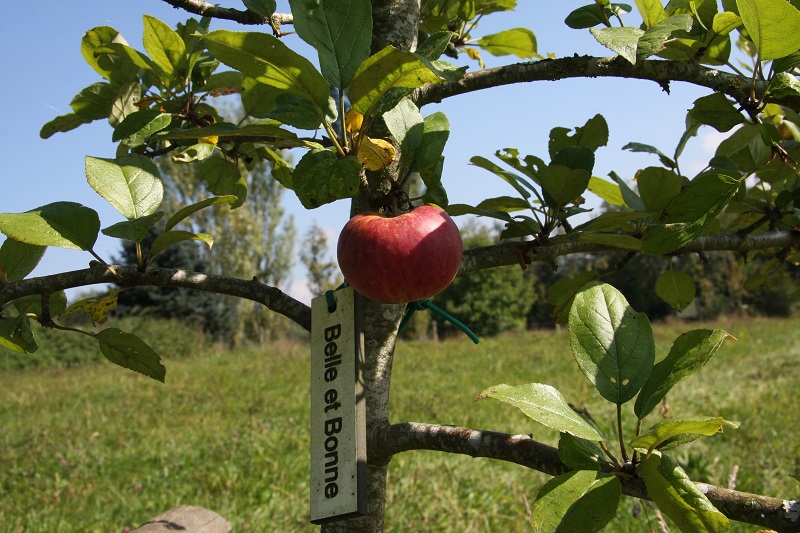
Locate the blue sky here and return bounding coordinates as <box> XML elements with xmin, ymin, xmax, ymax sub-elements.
<box><xmin>0</xmin><ymin>1</ymin><xmax>724</xmax><ymax>302</ymax></box>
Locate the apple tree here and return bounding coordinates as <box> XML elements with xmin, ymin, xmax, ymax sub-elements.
<box><xmin>2</xmin><ymin>0</ymin><xmax>800</xmax><ymax>531</ymax></box>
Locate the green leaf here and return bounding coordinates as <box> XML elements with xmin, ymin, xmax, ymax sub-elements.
<box><xmin>637</xmin><ymin>14</ymin><xmax>694</xmax><ymax>61</ymax></box>
<box><xmin>0</xmin><ymin>238</ymin><xmax>46</xmax><ymax>282</ymax></box>
<box><xmin>477</xmin><ymin>28</ymin><xmax>539</xmax><ymax>58</ymax></box>
<box><xmin>289</xmin><ymin>0</ymin><xmax>372</xmax><ymax>89</ymax></box>
<box><xmin>94</xmin><ymin>42</ymin><xmax>159</xmax><ymax>79</ymax></box>
<box><xmin>0</xmin><ymin>202</ymin><xmax>100</xmax><ymax>251</ymax></box>
<box><xmin>635</xmin><ymin>0</ymin><xmax>667</xmax><ymax>27</ymax></box>
<box><xmin>737</xmin><ymin>0</ymin><xmax>800</xmax><ymax>60</ymax></box>
<box><xmin>143</xmin><ymin>15</ymin><xmax>186</xmax><ymax>79</ymax></box>
<box><xmin>552</xmin><ymin>146</ymin><xmax>595</xmax><ymax>174</ymax></box>
<box><xmin>172</xmin><ymin>142</ymin><xmax>216</xmax><ymax>163</ymax></box>
<box><xmin>202</xmin><ymin>30</ymin><xmax>330</xmax><ymax>110</ymax></box>
<box><xmin>565</xmin><ymin>4</ymin><xmax>610</xmax><ymax>29</ymax></box>
<box><xmin>40</xmin><ymin>113</ymin><xmax>92</xmax><ymax>139</ymax></box>
<box><xmin>633</xmin><ymin>417</ymin><xmax>738</xmax><ymax>453</ymax></box>
<box><xmin>94</xmin><ymin>328</ymin><xmax>166</xmax><ymax>382</ymax></box>
<box><xmin>267</xmin><ymin>93</ymin><xmax>331</xmax><ymax>130</ymax></box>
<box><xmin>446</xmin><ymin>203</ymin><xmax>514</xmax><ymax>222</ymax></box>
<box><xmin>165</xmin><ymin>196</ymin><xmax>238</xmax><ymax>232</ymax></box>
<box><xmin>530</xmin><ymin>470</ymin><xmax>621</xmax><ymax>533</ymax></box>
<box><xmin>642</xmin><ymin>171</ymin><xmax>741</xmax><ymax>254</ymax></box>
<box><xmin>538</xmin><ymin>165</ymin><xmax>590</xmax><ymax>208</ymax></box>
<box><xmin>768</xmin><ymin>72</ymin><xmax>800</xmax><ymax>99</ymax></box>
<box><xmin>413</xmin><ymin>112</ymin><xmax>450</xmax><ymax>170</ymax></box>
<box><xmin>349</xmin><ymin>46</ymin><xmax>442</xmax><ymax>115</ymax></box>
<box><xmin>470</xmin><ymin>156</ymin><xmax>534</xmax><ymax>199</ymax></box>
<box><xmin>609</xmin><ymin>171</ymin><xmax>646</xmax><ymax>211</ymax></box>
<box><xmin>655</xmin><ymin>270</ymin><xmax>696</xmax><ymax>311</ymax></box>
<box><xmin>548</xmin><ymin>272</ymin><xmax>600</xmax><ymax>324</ymax></box>
<box><xmin>634</xmin><ymin>329</ymin><xmax>731</xmax><ymax>418</ymax></box>
<box><xmin>558</xmin><ymin>433</ymin><xmax>605</xmax><ymax>470</ymax></box>
<box><xmin>642</xmin><ymin>454</ymin><xmax>730</xmax><ymax>532</ymax></box>
<box><xmin>157</xmin><ymin>121</ymin><xmax>305</xmax><ymax>147</ymax></box>
<box><xmin>637</xmin><ymin>167</ymin><xmax>683</xmax><ymax>215</ymax></box>
<box><xmin>419</xmin><ymin>159</ymin><xmax>449</xmax><ymax>207</ymax></box>
<box><xmin>102</xmin><ymin>212</ymin><xmax>165</xmax><ymax>242</ymax></box>
<box><xmin>261</xmin><ymin>146</ymin><xmax>294</xmax><ymax>189</ymax></box>
<box><xmin>623</xmin><ymin>142</ymin><xmax>676</xmax><ymax>168</ymax></box>
<box><xmin>70</xmin><ymin>82</ymin><xmax>116</xmax><ymax>121</ymax></box>
<box><xmin>569</xmin><ymin>282</ymin><xmax>655</xmax><ymax>404</ymax></box>
<box><xmin>199</xmin><ymin>156</ymin><xmax>247</xmax><ymax>208</ymax></box>
<box><xmin>241</xmin><ymin>77</ymin><xmax>280</xmax><ymax>118</ymax></box>
<box><xmin>587</xmin><ymin>176</ymin><xmax>624</xmax><ymax>206</ymax></box>
<box><xmin>549</xmin><ymin>115</ymin><xmax>609</xmax><ymax>159</ymax></box>
<box><xmin>688</xmin><ymin>93</ymin><xmax>745</xmax><ymax>132</ymax></box>
<box><xmin>149</xmin><ymin>231</ymin><xmax>213</xmax><ymax>262</ymax></box>
<box><xmin>109</xmin><ymin>81</ymin><xmax>142</xmax><ymax>128</ymax></box>
<box><xmin>590</xmin><ymin>26</ymin><xmax>644</xmax><ymax>64</ymax></box>
<box><xmin>712</xmin><ymin>11</ymin><xmax>743</xmax><ymax>34</ymax></box>
<box><xmin>0</xmin><ymin>316</ymin><xmax>37</xmax><ymax>354</ymax></box>
<box><xmin>112</xmin><ymin>110</ymin><xmax>173</xmax><ymax>147</ymax></box>
<box><xmin>478</xmin><ymin>383</ymin><xmax>603</xmax><ymax>440</ymax></box>
<box><xmin>292</xmin><ymin>151</ymin><xmax>361</xmax><ymax>209</ymax></box>
<box><xmin>383</xmin><ymin>98</ymin><xmax>424</xmax><ymax>159</ymax></box>
<box><xmin>415</xmin><ymin>31</ymin><xmax>456</xmax><ymax>61</ymax></box>
<box><xmin>576</xmin><ymin>233</ymin><xmax>643</xmax><ymax>251</ymax></box>
<box><xmin>81</xmin><ymin>26</ymin><xmax>140</xmax><ymax>85</ymax></box>
<box><xmin>86</xmin><ymin>155</ymin><xmax>164</xmax><ymax>219</ymax></box>
<box><xmin>242</xmin><ymin>0</ymin><xmax>276</xmax><ymax>17</ymax></box>
<box><xmin>201</xmin><ymin>70</ymin><xmax>244</xmax><ymax>93</ymax></box>
<box><xmin>575</xmin><ymin>211</ymin><xmax>651</xmax><ymax>232</ymax></box>
<box><xmin>13</xmin><ymin>291</ymin><xmax>68</xmax><ymax>319</ymax></box>
<box><xmin>476</xmin><ymin>196</ymin><xmax>532</xmax><ymax>212</ymax></box>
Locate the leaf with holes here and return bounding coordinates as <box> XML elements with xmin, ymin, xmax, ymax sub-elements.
<box><xmin>569</xmin><ymin>281</ymin><xmax>655</xmax><ymax>404</ymax></box>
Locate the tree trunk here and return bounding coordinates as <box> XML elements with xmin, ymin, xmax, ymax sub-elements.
<box><xmin>322</xmin><ymin>3</ymin><xmax>420</xmax><ymax>531</ymax></box>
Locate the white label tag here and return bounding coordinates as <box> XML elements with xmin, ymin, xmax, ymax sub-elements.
<box><xmin>310</xmin><ymin>286</ymin><xmax>367</xmax><ymax>524</ymax></box>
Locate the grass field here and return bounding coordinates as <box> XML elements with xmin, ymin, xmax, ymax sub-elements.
<box><xmin>0</xmin><ymin>315</ymin><xmax>798</xmax><ymax>532</ymax></box>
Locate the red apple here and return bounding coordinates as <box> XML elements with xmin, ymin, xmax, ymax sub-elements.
<box><xmin>337</xmin><ymin>205</ymin><xmax>463</xmax><ymax>304</ymax></box>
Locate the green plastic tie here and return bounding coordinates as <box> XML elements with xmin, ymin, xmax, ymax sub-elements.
<box><xmin>399</xmin><ymin>299</ymin><xmax>479</xmax><ymax>344</ymax></box>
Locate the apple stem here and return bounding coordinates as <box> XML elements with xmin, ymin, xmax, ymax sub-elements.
<box><xmin>398</xmin><ymin>299</ymin><xmax>480</xmax><ymax>344</ymax></box>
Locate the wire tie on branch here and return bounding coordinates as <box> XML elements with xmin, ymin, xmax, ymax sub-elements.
<box><xmin>399</xmin><ymin>299</ymin><xmax>480</xmax><ymax>344</ymax></box>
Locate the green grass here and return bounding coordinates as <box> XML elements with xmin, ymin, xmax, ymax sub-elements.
<box><xmin>1</xmin><ymin>316</ymin><xmax>798</xmax><ymax>532</ymax></box>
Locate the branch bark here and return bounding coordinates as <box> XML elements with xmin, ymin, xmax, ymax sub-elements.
<box><xmin>370</xmin><ymin>422</ymin><xmax>800</xmax><ymax>533</ymax></box>
<box><xmin>0</xmin><ymin>264</ymin><xmax>311</xmax><ymax>332</ymax></box>
<box><xmin>413</xmin><ymin>56</ymin><xmax>800</xmax><ymax>113</ymax></box>
<box><xmin>160</xmin><ymin>0</ymin><xmax>293</xmax><ymax>27</ymax></box>
<box><xmin>459</xmin><ymin>230</ymin><xmax>800</xmax><ymax>277</ymax></box>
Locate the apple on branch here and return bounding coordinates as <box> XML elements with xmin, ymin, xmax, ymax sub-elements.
<box><xmin>337</xmin><ymin>206</ymin><xmax>463</xmax><ymax>304</ymax></box>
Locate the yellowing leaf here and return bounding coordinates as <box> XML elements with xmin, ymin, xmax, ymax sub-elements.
<box><xmin>357</xmin><ymin>136</ymin><xmax>396</xmax><ymax>170</ymax></box>
<box><xmin>346</xmin><ymin>108</ymin><xmax>364</xmax><ymax>133</ymax></box>
<box><xmin>466</xmin><ymin>47</ymin><xmax>485</xmax><ymax>68</ymax></box>
<box><xmin>199</xmin><ymin>136</ymin><xmax>218</xmax><ymax>145</ymax></box>
<box><xmin>59</xmin><ymin>289</ymin><xmax>124</xmax><ymax>325</ymax></box>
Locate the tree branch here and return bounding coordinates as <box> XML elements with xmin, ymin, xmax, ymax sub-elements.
<box><xmin>413</xmin><ymin>56</ymin><xmax>800</xmax><ymax>113</ymax></box>
<box><xmin>160</xmin><ymin>0</ymin><xmax>293</xmax><ymax>27</ymax></box>
<box><xmin>459</xmin><ymin>230</ymin><xmax>800</xmax><ymax>277</ymax></box>
<box><xmin>0</xmin><ymin>264</ymin><xmax>312</xmax><ymax>332</ymax></box>
<box><xmin>370</xmin><ymin>422</ymin><xmax>800</xmax><ymax>532</ymax></box>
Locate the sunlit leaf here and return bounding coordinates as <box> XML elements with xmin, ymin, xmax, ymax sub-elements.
<box><xmin>85</xmin><ymin>155</ymin><xmax>164</xmax><ymax>219</ymax></box>
<box><xmin>587</xmin><ymin>176</ymin><xmax>624</xmax><ymax>206</ymax></box>
<box><xmin>357</xmin><ymin>136</ymin><xmax>397</xmax><ymax>170</ymax></box>
<box><xmin>590</xmin><ymin>26</ymin><xmax>644</xmax><ymax>64</ymax></box>
<box><xmin>635</xmin><ymin>329</ymin><xmax>731</xmax><ymax>418</ymax></box>
<box><xmin>102</xmin><ymin>212</ymin><xmax>165</xmax><ymax>242</ymax></box>
<box><xmin>569</xmin><ymin>281</ymin><xmax>655</xmax><ymax>404</ymax></box>
<box><xmin>0</xmin><ymin>202</ymin><xmax>99</xmax><ymax>251</ymax></box>
<box><xmin>0</xmin><ymin>238</ymin><xmax>46</xmax><ymax>282</ymax></box>
<box><xmin>60</xmin><ymin>289</ymin><xmax>124</xmax><ymax>325</ymax></box>
<box><xmin>737</xmin><ymin>0</ymin><xmax>800</xmax><ymax>60</ymax></box>
<box><xmin>289</xmin><ymin>0</ymin><xmax>372</xmax><ymax>89</ymax></box>
<box><xmin>143</xmin><ymin>15</ymin><xmax>186</xmax><ymax>78</ymax></box>
<box><xmin>149</xmin><ymin>231</ymin><xmax>213</xmax><ymax>262</ymax></box>
<box><xmin>478</xmin><ymin>383</ymin><xmax>602</xmax><ymax>440</ymax></box>
<box><xmin>530</xmin><ymin>470</ymin><xmax>621</xmax><ymax>533</ymax></box>
<box><xmin>642</xmin><ymin>453</ymin><xmax>730</xmax><ymax>532</ymax></box>
<box><xmin>477</xmin><ymin>28</ymin><xmax>539</xmax><ymax>59</ymax></box>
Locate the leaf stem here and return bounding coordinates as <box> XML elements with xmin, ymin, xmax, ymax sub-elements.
<box><xmin>617</xmin><ymin>402</ymin><xmax>629</xmax><ymax>463</ymax></box>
